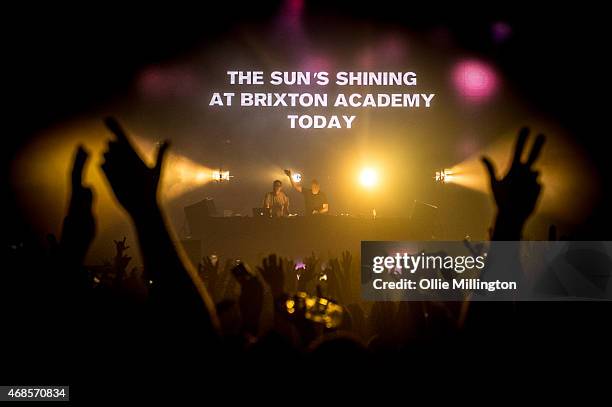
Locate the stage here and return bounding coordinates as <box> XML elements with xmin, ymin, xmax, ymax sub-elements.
<box><xmin>182</xmin><ymin>215</ymin><xmax>431</xmax><ymax>266</ymax></box>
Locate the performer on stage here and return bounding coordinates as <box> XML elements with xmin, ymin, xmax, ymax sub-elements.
<box><xmin>263</xmin><ymin>180</ymin><xmax>290</xmax><ymax>217</ymax></box>
<box><xmin>284</xmin><ymin>170</ymin><xmax>329</xmax><ymax>215</ymax></box>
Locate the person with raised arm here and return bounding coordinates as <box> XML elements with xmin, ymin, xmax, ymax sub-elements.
<box><xmin>101</xmin><ymin>117</ymin><xmax>219</xmax><ymax>338</ymax></box>
<box><xmin>284</xmin><ymin>169</ymin><xmax>329</xmax><ymax>215</ymax></box>
<box><xmin>477</xmin><ymin>127</ymin><xmax>546</xmax><ymax>298</ymax></box>
<box><xmin>481</xmin><ymin>127</ymin><xmax>546</xmax><ymax>240</ymax></box>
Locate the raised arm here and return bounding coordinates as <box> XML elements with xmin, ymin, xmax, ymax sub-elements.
<box><xmin>101</xmin><ymin>117</ymin><xmax>219</xmax><ymax>336</ymax></box>
<box><xmin>478</xmin><ymin>127</ymin><xmax>545</xmax><ymax>293</ymax></box>
<box><xmin>59</xmin><ymin>146</ymin><xmax>96</xmax><ymax>290</ymax></box>
<box><xmin>284</xmin><ymin>169</ymin><xmax>302</xmax><ymax>192</ymax></box>
<box><xmin>481</xmin><ymin>127</ymin><xmax>545</xmax><ymax>240</ymax></box>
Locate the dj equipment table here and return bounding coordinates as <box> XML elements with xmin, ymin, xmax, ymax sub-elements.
<box><xmin>183</xmin><ymin>215</ymin><xmax>429</xmax><ymax>265</ymax></box>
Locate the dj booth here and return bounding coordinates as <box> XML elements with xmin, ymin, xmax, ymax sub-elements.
<box><xmin>181</xmin><ymin>199</ymin><xmax>438</xmax><ymax>266</ymax></box>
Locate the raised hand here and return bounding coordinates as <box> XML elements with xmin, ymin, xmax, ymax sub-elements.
<box><xmin>325</xmin><ymin>257</ymin><xmax>345</xmax><ymax>302</ymax></box>
<box><xmin>258</xmin><ymin>254</ymin><xmax>285</xmax><ymax>298</ymax></box>
<box><xmin>100</xmin><ymin>116</ymin><xmax>219</xmax><ymax>337</ymax></box>
<box><xmin>101</xmin><ymin>117</ymin><xmax>169</xmax><ymax>215</ymax></box>
<box><xmin>60</xmin><ymin>145</ymin><xmax>96</xmax><ymax>266</ymax></box>
<box><xmin>298</xmin><ymin>252</ymin><xmax>320</xmax><ymax>292</ymax></box>
<box><xmin>304</xmin><ymin>252</ymin><xmax>320</xmax><ymax>278</ymax></box>
<box><xmin>114</xmin><ymin>236</ymin><xmax>130</xmax><ymax>256</ymax></box>
<box><xmin>282</xmin><ymin>258</ymin><xmax>298</xmax><ymax>293</ymax></box>
<box><xmin>232</xmin><ymin>263</ymin><xmax>264</xmax><ymax>336</ymax></box>
<box><xmin>113</xmin><ymin>237</ymin><xmax>132</xmax><ymax>281</ymax></box>
<box><xmin>481</xmin><ymin>127</ymin><xmax>545</xmax><ymax>239</ymax></box>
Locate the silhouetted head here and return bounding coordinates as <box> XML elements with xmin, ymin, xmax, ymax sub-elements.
<box><xmin>311</xmin><ymin>179</ymin><xmax>320</xmax><ymax>194</ymax></box>
<box><xmin>273</xmin><ymin>180</ymin><xmax>282</xmax><ymax>194</ymax></box>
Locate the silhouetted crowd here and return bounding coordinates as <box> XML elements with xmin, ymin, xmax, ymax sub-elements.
<box><xmin>3</xmin><ymin>119</ymin><xmax>611</xmax><ymax>394</ymax></box>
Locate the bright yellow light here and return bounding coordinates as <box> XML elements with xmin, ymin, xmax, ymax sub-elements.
<box><xmin>442</xmin><ymin>125</ymin><xmax>599</xmax><ymax>224</ymax></box>
<box><xmin>359</xmin><ymin>167</ymin><xmax>379</xmax><ymax>188</ymax></box>
<box><xmin>195</xmin><ymin>171</ymin><xmax>208</xmax><ymax>182</ymax></box>
<box><xmin>211</xmin><ymin>170</ymin><xmax>231</xmax><ymax>182</ymax></box>
<box><xmin>160</xmin><ymin>152</ymin><xmax>213</xmax><ymax>199</ymax></box>
<box><xmin>291</xmin><ymin>172</ymin><xmax>302</xmax><ymax>183</ymax></box>
<box><xmin>435</xmin><ymin>169</ymin><xmax>454</xmax><ymax>183</ymax></box>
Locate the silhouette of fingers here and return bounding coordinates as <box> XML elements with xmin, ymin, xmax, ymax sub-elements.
<box><xmin>154</xmin><ymin>141</ymin><xmax>170</xmax><ymax>175</ymax></box>
<box><xmin>525</xmin><ymin>133</ymin><xmax>546</xmax><ymax>167</ymax></box>
<box><xmin>100</xmin><ymin>153</ymin><xmax>116</xmax><ymax>178</ymax></box>
<box><xmin>481</xmin><ymin>156</ymin><xmax>498</xmax><ymax>185</ymax></box>
<box><xmin>71</xmin><ymin>145</ymin><xmax>89</xmax><ymax>187</ymax></box>
<box><xmin>511</xmin><ymin>127</ymin><xmax>530</xmax><ymax>167</ymax></box>
<box><xmin>104</xmin><ymin>116</ymin><xmax>131</xmax><ymax>145</ymax></box>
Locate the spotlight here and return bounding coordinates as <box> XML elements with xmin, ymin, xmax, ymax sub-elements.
<box><xmin>291</xmin><ymin>172</ymin><xmax>302</xmax><ymax>183</ymax></box>
<box><xmin>452</xmin><ymin>60</ymin><xmax>498</xmax><ymax>103</ymax></box>
<box><xmin>195</xmin><ymin>171</ymin><xmax>208</xmax><ymax>182</ymax></box>
<box><xmin>434</xmin><ymin>169</ymin><xmax>453</xmax><ymax>184</ymax></box>
<box><xmin>212</xmin><ymin>169</ymin><xmax>232</xmax><ymax>182</ymax></box>
<box><xmin>359</xmin><ymin>167</ymin><xmax>379</xmax><ymax>188</ymax></box>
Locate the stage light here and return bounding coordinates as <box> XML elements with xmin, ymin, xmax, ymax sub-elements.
<box><xmin>434</xmin><ymin>169</ymin><xmax>454</xmax><ymax>184</ymax></box>
<box><xmin>195</xmin><ymin>171</ymin><xmax>208</xmax><ymax>182</ymax></box>
<box><xmin>291</xmin><ymin>172</ymin><xmax>302</xmax><ymax>183</ymax></box>
<box><xmin>160</xmin><ymin>153</ymin><xmax>214</xmax><ymax>199</ymax></box>
<box><xmin>359</xmin><ymin>167</ymin><xmax>379</xmax><ymax>188</ymax></box>
<box><xmin>452</xmin><ymin>59</ymin><xmax>498</xmax><ymax>103</ymax></box>
<box><xmin>212</xmin><ymin>169</ymin><xmax>232</xmax><ymax>182</ymax></box>
<box><xmin>441</xmin><ymin>126</ymin><xmax>599</xmax><ymax>225</ymax></box>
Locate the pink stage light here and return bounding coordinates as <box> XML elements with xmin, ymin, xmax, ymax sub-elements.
<box><xmin>452</xmin><ymin>59</ymin><xmax>499</xmax><ymax>103</ymax></box>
